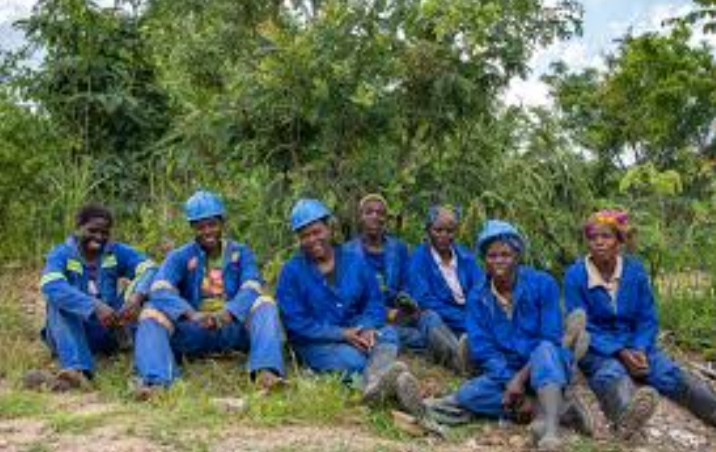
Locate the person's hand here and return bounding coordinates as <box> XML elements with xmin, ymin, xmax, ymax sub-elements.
<box><xmin>94</xmin><ymin>300</ymin><xmax>118</xmax><ymax>328</ymax></box>
<box><xmin>186</xmin><ymin>311</ymin><xmax>218</xmax><ymax>329</ymax></box>
<box><xmin>357</xmin><ymin>328</ymin><xmax>377</xmax><ymax>350</ymax></box>
<box><xmin>618</xmin><ymin>349</ymin><xmax>650</xmax><ymax>378</ymax></box>
<box><xmin>118</xmin><ymin>292</ymin><xmax>147</xmax><ymax>324</ymax></box>
<box><xmin>502</xmin><ymin>370</ymin><xmax>528</xmax><ymax>409</ymax></box>
<box><xmin>213</xmin><ymin>310</ymin><xmax>234</xmax><ymax>329</ymax></box>
<box><xmin>343</xmin><ymin>327</ymin><xmax>371</xmax><ymax>352</ymax></box>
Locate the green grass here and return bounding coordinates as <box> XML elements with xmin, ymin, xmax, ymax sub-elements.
<box><xmin>658</xmin><ymin>294</ymin><xmax>716</xmax><ymax>358</ymax></box>
<box><xmin>0</xmin><ymin>391</ymin><xmax>49</xmax><ymax>418</ymax></box>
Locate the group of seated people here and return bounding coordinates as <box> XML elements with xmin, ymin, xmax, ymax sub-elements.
<box><xmin>32</xmin><ymin>190</ymin><xmax>716</xmax><ymax>451</ymax></box>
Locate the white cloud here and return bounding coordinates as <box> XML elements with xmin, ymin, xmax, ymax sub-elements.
<box><xmin>504</xmin><ymin>76</ymin><xmax>553</xmax><ymax>108</ymax></box>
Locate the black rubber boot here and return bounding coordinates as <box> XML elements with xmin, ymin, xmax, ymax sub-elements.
<box><xmin>595</xmin><ymin>377</ymin><xmax>658</xmax><ymax>440</ymax></box>
<box><xmin>426</xmin><ymin>324</ymin><xmax>461</xmax><ymax>372</ymax></box>
<box><xmin>674</xmin><ymin>372</ymin><xmax>716</xmax><ymax>428</ymax></box>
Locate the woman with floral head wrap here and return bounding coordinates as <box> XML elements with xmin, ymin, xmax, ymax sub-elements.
<box><xmin>427</xmin><ymin>220</ymin><xmax>593</xmax><ymax>451</ymax></box>
<box><xmin>565</xmin><ymin>209</ymin><xmax>716</xmax><ymax>440</ymax></box>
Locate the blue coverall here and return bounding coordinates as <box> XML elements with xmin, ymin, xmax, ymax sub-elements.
<box><xmin>134</xmin><ymin>241</ymin><xmax>284</xmax><ymax>386</ymax></box>
<box><xmin>276</xmin><ymin>245</ymin><xmax>398</xmax><ymax>375</ymax></box>
<box><xmin>456</xmin><ymin>266</ymin><xmax>571</xmax><ymax>418</ymax></box>
<box><xmin>40</xmin><ymin>237</ymin><xmax>156</xmax><ymax>374</ymax></box>
<box><xmin>344</xmin><ymin>236</ymin><xmax>445</xmax><ymax>350</ymax></box>
<box><xmin>564</xmin><ymin>256</ymin><xmax>684</xmax><ymax>399</ymax></box>
<box><xmin>406</xmin><ymin>243</ymin><xmax>483</xmax><ymax>335</ymax></box>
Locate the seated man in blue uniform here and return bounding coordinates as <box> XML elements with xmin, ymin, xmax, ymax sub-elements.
<box><xmin>277</xmin><ymin>198</ymin><xmax>423</xmax><ymax>416</ymax></box>
<box><xmin>32</xmin><ymin>204</ymin><xmax>156</xmax><ymax>391</ymax></box>
<box><xmin>427</xmin><ymin>220</ymin><xmax>592</xmax><ymax>451</ymax></box>
<box><xmin>133</xmin><ymin>190</ymin><xmax>285</xmax><ymax>396</ymax></box>
<box><xmin>344</xmin><ymin>194</ymin><xmax>464</xmax><ymax>372</ymax></box>
<box><xmin>565</xmin><ymin>209</ymin><xmax>716</xmax><ymax>439</ymax></box>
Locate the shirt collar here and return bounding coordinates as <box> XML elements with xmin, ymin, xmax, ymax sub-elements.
<box><xmin>430</xmin><ymin>245</ymin><xmax>456</xmax><ymax>269</ymax></box>
<box><xmin>586</xmin><ymin>255</ymin><xmax>623</xmax><ymax>290</ymax></box>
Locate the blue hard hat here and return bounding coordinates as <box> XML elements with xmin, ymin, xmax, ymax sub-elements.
<box><xmin>290</xmin><ymin>198</ymin><xmax>331</xmax><ymax>232</ymax></box>
<box><xmin>184</xmin><ymin>190</ymin><xmax>226</xmax><ymax>222</ymax></box>
<box><xmin>476</xmin><ymin>219</ymin><xmax>525</xmax><ymax>257</ymax></box>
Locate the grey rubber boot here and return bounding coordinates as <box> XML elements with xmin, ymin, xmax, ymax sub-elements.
<box><xmin>536</xmin><ymin>384</ymin><xmax>564</xmax><ymax>451</ymax></box>
<box><xmin>362</xmin><ymin>344</ymin><xmax>405</xmax><ymax>404</ymax></box>
<box><xmin>563</xmin><ymin>309</ymin><xmax>590</xmax><ymax>362</ymax></box>
<box><xmin>395</xmin><ymin>371</ymin><xmax>425</xmax><ymax>417</ymax></box>
<box><xmin>674</xmin><ymin>372</ymin><xmax>716</xmax><ymax>427</ymax></box>
<box><xmin>424</xmin><ymin>394</ymin><xmax>474</xmax><ymax>425</ymax></box>
<box><xmin>426</xmin><ymin>324</ymin><xmax>461</xmax><ymax>372</ymax></box>
<box><xmin>596</xmin><ymin>377</ymin><xmax>658</xmax><ymax>440</ymax></box>
<box><xmin>560</xmin><ymin>388</ymin><xmax>595</xmax><ymax>437</ymax></box>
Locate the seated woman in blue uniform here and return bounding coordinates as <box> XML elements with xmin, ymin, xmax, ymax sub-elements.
<box><xmin>565</xmin><ymin>209</ymin><xmax>716</xmax><ymax>439</ymax></box>
<box><xmin>133</xmin><ymin>190</ymin><xmax>285</xmax><ymax>396</ymax></box>
<box><xmin>276</xmin><ymin>198</ymin><xmax>423</xmax><ymax>416</ymax></box>
<box><xmin>344</xmin><ymin>194</ymin><xmax>464</xmax><ymax>372</ymax></box>
<box><xmin>406</xmin><ymin>205</ymin><xmax>483</xmax><ymax>337</ymax></box>
<box><xmin>31</xmin><ymin>204</ymin><xmax>156</xmax><ymax>391</ymax></box>
<box><xmin>427</xmin><ymin>220</ymin><xmax>592</xmax><ymax>451</ymax></box>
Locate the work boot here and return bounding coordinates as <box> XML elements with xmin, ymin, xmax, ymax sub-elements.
<box><xmin>362</xmin><ymin>344</ymin><xmax>404</xmax><ymax>404</ymax></box>
<box><xmin>424</xmin><ymin>394</ymin><xmax>474</xmax><ymax>425</ymax></box>
<box><xmin>674</xmin><ymin>372</ymin><xmax>716</xmax><ymax>427</ymax></box>
<box><xmin>596</xmin><ymin>377</ymin><xmax>658</xmax><ymax>441</ymax></box>
<box><xmin>52</xmin><ymin>369</ymin><xmax>91</xmax><ymax>392</ymax></box>
<box><xmin>128</xmin><ymin>377</ymin><xmax>165</xmax><ymax>401</ymax></box>
<box><xmin>563</xmin><ymin>309</ymin><xmax>590</xmax><ymax>362</ymax></box>
<box><xmin>426</xmin><ymin>324</ymin><xmax>461</xmax><ymax>372</ymax></box>
<box><xmin>255</xmin><ymin>369</ymin><xmax>287</xmax><ymax>394</ymax></box>
<box><xmin>395</xmin><ymin>371</ymin><xmax>425</xmax><ymax>418</ymax></box>
<box><xmin>535</xmin><ymin>384</ymin><xmax>564</xmax><ymax>451</ymax></box>
<box><xmin>560</xmin><ymin>388</ymin><xmax>595</xmax><ymax>437</ymax></box>
<box><xmin>456</xmin><ymin>334</ymin><xmax>476</xmax><ymax>376</ymax></box>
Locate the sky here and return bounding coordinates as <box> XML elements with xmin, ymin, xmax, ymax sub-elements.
<box><xmin>1</xmin><ymin>0</ymin><xmax>714</xmax><ymax>106</ymax></box>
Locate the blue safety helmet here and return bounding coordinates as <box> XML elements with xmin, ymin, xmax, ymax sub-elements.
<box><xmin>184</xmin><ymin>190</ymin><xmax>226</xmax><ymax>222</ymax></box>
<box><xmin>476</xmin><ymin>219</ymin><xmax>526</xmax><ymax>257</ymax></box>
<box><xmin>290</xmin><ymin>198</ymin><xmax>331</xmax><ymax>232</ymax></box>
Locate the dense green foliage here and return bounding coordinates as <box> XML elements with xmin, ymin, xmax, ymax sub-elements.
<box><xmin>0</xmin><ymin>0</ymin><xmax>714</xmax><ymax>291</ymax></box>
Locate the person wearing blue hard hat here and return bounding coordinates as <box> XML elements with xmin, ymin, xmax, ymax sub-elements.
<box><xmin>132</xmin><ymin>190</ymin><xmax>285</xmax><ymax>397</ymax></box>
<box><xmin>25</xmin><ymin>204</ymin><xmax>157</xmax><ymax>392</ymax></box>
<box><xmin>277</xmin><ymin>198</ymin><xmax>426</xmax><ymax>419</ymax></box>
<box><xmin>426</xmin><ymin>219</ymin><xmax>593</xmax><ymax>451</ymax></box>
<box><xmin>344</xmin><ymin>195</ymin><xmax>466</xmax><ymax>373</ymax></box>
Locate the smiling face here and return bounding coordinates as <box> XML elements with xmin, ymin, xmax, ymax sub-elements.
<box><xmin>191</xmin><ymin>216</ymin><xmax>224</xmax><ymax>254</ymax></box>
<box><xmin>359</xmin><ymin>199</ymin><xmax>387</xmax><ymax>238</ymax></box>
<box><xmin>298</xmin><ymin>220</ymin><xmax>333</xmax><ymax>262</ymax></box>
<box><xmin>78</xmin><ymin>217</ymin><xmax>111</xmax><ymax>257</ymax></box>
<box><xmin>484</xmin><ymin>241</ymin><xmax>518</xmax><ymax>282</ymax></box>
<box><xmin>586</xmin><ymin>223</ymin><xmax>621</xmax><ymax>266</ymax></box>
